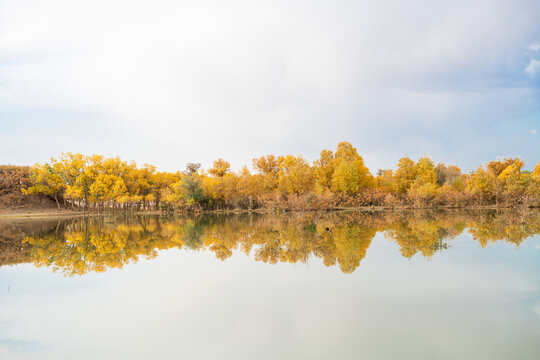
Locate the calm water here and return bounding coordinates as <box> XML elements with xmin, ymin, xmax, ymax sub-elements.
<box><xmin>1</xmin><ymin>210</ymin><xmax>539</xmax><ymax>359</ymax></box>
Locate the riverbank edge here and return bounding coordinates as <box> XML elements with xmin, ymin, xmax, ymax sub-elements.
<box><xmin>1</xmin><ymin>204</ymin><xmax>538</xmax><ymax>219</ymax></box>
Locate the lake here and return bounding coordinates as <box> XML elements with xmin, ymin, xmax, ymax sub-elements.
<box><xmin>1</xmin><ymin>210</ymin><xmax>539</xmax><ymax>359</ymax></box>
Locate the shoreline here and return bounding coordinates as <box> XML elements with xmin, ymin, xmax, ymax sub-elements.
<box><xmin>1</xmin><ymin>205</ymin><xmax>537</xmax><ymax>220</ymax></box>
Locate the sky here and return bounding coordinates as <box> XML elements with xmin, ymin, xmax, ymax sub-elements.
<box><xmin>0</xmin><ymin>0</ymin><xmax>539</xmax><ymax>173</ymax></box>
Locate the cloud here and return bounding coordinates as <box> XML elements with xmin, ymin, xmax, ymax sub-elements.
<box><xmin>530</xmin><ymin>128</ymin><xmax>537</xmax><ymax>135</ymax></box>
<box><xmin>525</xmin><ymin>59</ymin><xmax>540</xmax><ymax>76</ymax></box>
<box><xmin>530</xmin><ymin>42</ymin><xmax>540</xmax><ymax>51</ymax></box>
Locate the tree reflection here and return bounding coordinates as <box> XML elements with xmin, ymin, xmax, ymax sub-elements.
<box><xmin>1</xmin><ymin>210</ymin><xmax>539</xmax><ymax>275</ymax></box>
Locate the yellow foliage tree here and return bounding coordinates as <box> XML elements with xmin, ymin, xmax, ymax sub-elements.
<box><xmin>277</xmin><ymin>155</ymin><xmax>314</xmax><ymax>195</ymax></box>
<box><xmin>331</xmin><ymin>141</ymin><xmax>374</xmax><ymax>194</ymax></box>
<box><xmin>209</xmin><ymin>158</ymin><xmax>231</xmax><ymax>177</ymax></box>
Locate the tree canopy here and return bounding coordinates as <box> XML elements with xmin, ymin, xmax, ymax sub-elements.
<box><xmin>6</xmin><ymin>142</ymin><xmax>538</xmax><ymax>211</ymax></box>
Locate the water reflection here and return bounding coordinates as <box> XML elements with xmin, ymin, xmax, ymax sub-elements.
<box><xmin>1</xmin><ymin>210</ymin><xmax>539</xmax><ymax>276</ymax></box>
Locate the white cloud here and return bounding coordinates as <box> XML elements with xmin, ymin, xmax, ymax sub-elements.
<box><xmin>525</xmin><ymin>59</ymin><xmax>540</xmax><ymax>76</ymax></box>
<box><xmin>530</xmin><ymin>128</ymin><xmax>537</xmax><ymax>135</ymax></box>
<box><xmin>530</xmin><ymin>42</ymin><xmax>540</xmax><ymax>51</ymax></box>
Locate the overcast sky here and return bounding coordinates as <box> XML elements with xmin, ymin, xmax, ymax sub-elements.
<box><xmin>1</xmin><ymin>0</ymin><xmax>539</xmax><ymax>172</ymax></box>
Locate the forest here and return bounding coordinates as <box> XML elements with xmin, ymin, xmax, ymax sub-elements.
<box><xmin>1</xmin><ymin>141</ymin><xmax>539</xmax><ymax>212</ymax></box>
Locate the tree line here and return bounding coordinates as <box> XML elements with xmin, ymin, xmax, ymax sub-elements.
<box><xmin>2</xmin><ymin>141</ymin><xmax>539</xmax><ymax>211</ymax></box>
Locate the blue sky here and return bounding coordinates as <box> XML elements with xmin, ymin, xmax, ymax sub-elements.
<box><xmin>0</xmin><ymin>0</ymin><xmax>539</xmax><ymax>172</ymax></box>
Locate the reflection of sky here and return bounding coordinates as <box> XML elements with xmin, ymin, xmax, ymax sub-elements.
<box><xmin>0</xmin><ymin>233</ymin><xmax>539</xmax><ymax>360</ymax></box>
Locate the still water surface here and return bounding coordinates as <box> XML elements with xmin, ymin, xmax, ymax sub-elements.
<box><xmin>1</xmin><ymin>210</ymin><xmax>539</xmax><ymax>359</ymax></box>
